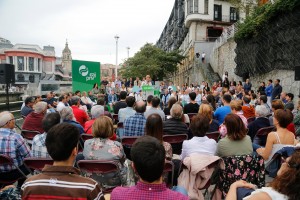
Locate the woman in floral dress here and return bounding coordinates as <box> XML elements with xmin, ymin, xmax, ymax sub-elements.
<box><xmin>83</xmin><ymin>116</ymin><xmax>127</xmax><ymax>188</ymax></box>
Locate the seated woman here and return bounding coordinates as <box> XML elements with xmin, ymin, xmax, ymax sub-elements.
<box><xmin>163</xmin><ymin>97</ymin><xmax>177</xmax><ymax>116</ymax></box>
<box><xmin>255</xmin><ymin>109</ymin><xmax>295</xmax><ymax>167</ymax></box>
<box><xmin>216</xmin><ymin>114</ymin><xmax>253</xmax><ymax>157</ymax></box>
<box><xmin>181</xmin><ymin>114</ymin><xmax>217</xmax><ymax>160</ymax></box>
<box><xmin>83</xmin><ymin>116</ymin><xmax>127</xmax><ymax>187</ymax></box>
<box><xmin>198</xmin><ymin>103</ymin><xmax>219</xmax><ymax>132</ymax></box>
<box><xmin>226</xmin><ymin>148</ymin><xmax>300</xmax><ymax>200</ymax></box>
<box><xmin>60</xmin><ymin>107</ymin><xmax>84</xmax><ymax>134</ymax></box>
<box><xmin>146</xmin><ymin>113</ymin><xmax>172</xmax><ymax>160</ymax></box>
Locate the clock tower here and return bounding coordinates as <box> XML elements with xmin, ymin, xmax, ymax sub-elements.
<box><xmin>62</xmin><ymin>39</ymin><xmax>72</xmax><ymax>77</ymax></box>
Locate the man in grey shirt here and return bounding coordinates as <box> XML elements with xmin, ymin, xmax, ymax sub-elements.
<box><xmin>144</xmin><ymin>97</ymin><xmax>165</xmax><ymax>121</ymax></box>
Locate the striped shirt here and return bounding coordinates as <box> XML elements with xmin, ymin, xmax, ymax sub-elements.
<box><xmin>0</xmin><ymin>128</ymin><xmax>31</xmax><ymax>172</ymax></box>
<box><xmin>21</xmin><ymin>165</ymin><xmax>104</xmax><ymax>200</ymax></box>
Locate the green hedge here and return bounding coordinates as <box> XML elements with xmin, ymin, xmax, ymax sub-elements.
<box><xmin>234</xmin><ymin>0</ymin><xmax>300</xmax><ymax>40</ymax></box>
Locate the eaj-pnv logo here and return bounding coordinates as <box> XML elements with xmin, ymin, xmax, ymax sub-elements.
<box><xmin>79</xmin><ymin>65</ymin><xmax>96</xmax><ymax>81</ymax></box>
<box><xmin>79</xmin><ymin>65</ymin><xmax>89</xmax><ymax>76</ymax></box>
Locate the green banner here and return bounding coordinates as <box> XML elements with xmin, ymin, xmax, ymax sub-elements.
<box><xmin>142</xmin><ymin>85</ymin><xmax>154</xmax><ymax>91</ymax></box>
<box><xmin>72</xmin><ymin>60</ymin><xmax>101</xmax><ymax>93</ymax></box>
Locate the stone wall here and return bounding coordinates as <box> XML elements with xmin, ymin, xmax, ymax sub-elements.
<box><xmin>210</xmin><ymin>38</ymin><xmax>242</xmax><ymax>82</ymax></box>
<box><xmin>210</xmin><ymin>39</ymin><xmax>300</xmax><ymax>102</ymax></box>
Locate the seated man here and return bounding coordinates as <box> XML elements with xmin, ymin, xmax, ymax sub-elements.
<box><xmin>21</xmin><ymin>96</ymin><xmax>35</xmax><ymax>117</ymax></box>
<box><xmin>31</xmin><ymin>112</ymin><xmax>61</xmax><ymax>158</ymax></box>
<box><xmin>111</xmin><ymin>136</ymin><xmax>188</xmax><ymax>200</ymax></box>
<box><xmin>0</xmin><ymin>111</ymin><xmax>31</xmax><ymax>187</ymax></box>
<box><xmin>22</xmin><ymin>101</ymin><xmax>48</xmax><ymax>133</ymax></box>
<box><xmin>21</xmin><ymin>123</ymin><xmax>104</xmax><ymax>200</ymax></box>
<box><xmin>118</xmin><ymin>96</ymin><xmax>136</xmax><ymax>123</ymax></box>
<box><xmin>183</xmin><ymin>92</ymin><xmax>199</xmax><ymax>114</ymax></box>
<box><xmin>113</xmin><ymin>91</ymin><xmax>127</xmax><ymax>114</ymax></box>
<box><xmin>214</xmin><ymin>94</ymin><xmax>232</xmax><ymax>125</ymax></box>
<box><xmin>163</xmin><ymin>104</ymin><xmax>189</xmax><ymax>136</ymax></box>
<box><xmin>124</xmin><ymin>101</ymin><xmax>146</xmax><ymax>137</ymax></box>
<box><xmin>144</xmin><ymin>97</ymin><xmax>165</xmax><ymax>121</ymax></box>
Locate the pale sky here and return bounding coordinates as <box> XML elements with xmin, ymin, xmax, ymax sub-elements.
<box><xmin>0</xmin><ymin>0</ymin><xmax>174</xmax><ymax>64</ymax></box>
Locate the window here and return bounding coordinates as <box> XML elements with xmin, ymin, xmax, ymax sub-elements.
<box><xmin>29</xmin><ymin>57</ymin><xmax>34</xmax><ymax>71</ymax></box>
<box><xmin>187</xmin><ymin>0</ymin><xmax>198</xmax><ymax>14</ymax></box>
<box><xmin>204</xmin><ymin>0</ymin><xmax>209</xmax><ymax>14</ymax></box>
<box><xmin>194</xmin><ymin>0</ymin><xmax>198</xmax><ymax>13</ymax></box>
<box><xmin>17</xmin><ymin>74</ymin><xmax>25</xmax><ymax>82</ymax></box>
<box><xmin>230</xmin><ymin>7</ymin><xmax>239</xmax><ymax>22</ymax></box>
<box><xmin>38</xmin><ymin>58</ymin><xmax>41</xmax><ymax>72</ymax></box>
<box><xmin>9</xmin><ymin>56</ymin><xmax>13</xmax><ymax>64</ymax></box>
<box><xmin>214</xmin><ymin>4</ymin><xmax>222</xmax><ymax>21</ymax></box>
<box><xmin>17</xmin><ymin>56</ymin><xmax>24</xmax><ymax>71</ymax></box>
<box><xmin>29</xmin><ymin>74</ymin><xmax>35</xmax><ymax>83</ymax></box>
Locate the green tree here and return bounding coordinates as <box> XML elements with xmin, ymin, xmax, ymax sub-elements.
<box><xmin>120</xmin><ymin>43</ymin><xmax>185</xmax><ymax>80</ymax></box>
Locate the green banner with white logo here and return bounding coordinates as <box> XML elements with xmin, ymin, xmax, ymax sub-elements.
<box><xmin>72</xmin><ymin>60</ymin><xmax>101</xmax><ymax>93</ymax></box>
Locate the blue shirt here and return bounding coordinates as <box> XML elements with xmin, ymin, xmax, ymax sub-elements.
<box><xmin>63</xmin><ymin>120</ymin><xmax>85</xmax><ymax>134</ymax></box>
<box><xmin>123</xmin><ymin>113</ymin><xmax>146</xmax><ymax>137</ymax></box>
<box><xmin>214</xmin><ymin>105</ymin><xmax>231</xmax><ymax>125</ymax></box>
<box><xmin>265</xmin><ymin>84</ymin><xmax>273</xmax><ymax>97</ymax></box>
<box><xmin>0</xmin><ymin>128</ymin><xmax>31</xmax><ymax>172</ymax></box>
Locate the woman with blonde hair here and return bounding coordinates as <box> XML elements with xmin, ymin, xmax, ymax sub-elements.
<box><xmin>198</xmin><ymin>103</ymin><xmax>219</xmax><ymax>132</ymax></box>
<box><xmin>83</xmin><ymin>116</ymin><xmax>127</xmax><ymax>187</ymax></box>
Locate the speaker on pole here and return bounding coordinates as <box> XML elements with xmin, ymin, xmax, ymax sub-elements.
<box><xmin>0</xmin><ymin>64</ymin><xmax>15</xmax><ymax>84</ymax></box>
<box><xmin>295</xmin><ymin>67</ymin><xmax>300</xmax><ymax>81</ymax></box>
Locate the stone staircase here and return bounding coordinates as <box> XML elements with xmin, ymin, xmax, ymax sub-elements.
<box><xmin>197</xmin><ymin>61</ymin><xmax>221</xmax><ymax>85</ymax></box>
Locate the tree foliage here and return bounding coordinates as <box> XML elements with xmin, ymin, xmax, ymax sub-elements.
<box><xmin>119</xmin><ymin>43</ymin><xmax>185</xmax><ymax>80</ymax></box>
<box><xmin>234</xmin><ymin>0</ymin><xmax>300</xmax><ymax>40</ymax></box>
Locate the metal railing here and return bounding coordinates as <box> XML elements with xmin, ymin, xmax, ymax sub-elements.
<box><xmin>212</xmin><ymin>22</ymin><xmax>239</xmax><ymax>51</ymax></box>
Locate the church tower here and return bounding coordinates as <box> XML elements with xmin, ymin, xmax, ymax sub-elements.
<box><xmin>62</xmin><ymin>39</ymin><xmax>72</xmax><ymax>77</ymax></box>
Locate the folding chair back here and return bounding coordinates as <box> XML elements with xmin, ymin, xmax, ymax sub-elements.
<box><xmin>254</xmin><ymin>126</ymin><xmax>275</xmax><ymax>146</ymax></box>
<box><xmin>163</xmin><ymin>161</ymin><xmax>175</xmax><ymax>187</ymax></box>
<box><xmin>81</xmin><ymin>134</ymin><xmax>93</xmax><ymax>142</ymax></box>
<box><xmin>23</xmin><ymin>157</ymin><xmax>53</xmax><ymax>174</ymax></box>
<box><xmin>163</xmin><ymin>134</ymin><xmax>188</xmax><ymax>154</ymax></box>
<box><xmin>206</xmin><ymin>131</ymin><xmax>220</xmax><ymax>142</ymax></box>
<box><xmin>187</xmin><ymin>113</ymin><xmax>197</xmax><ymax>122</ymax></box>
<box><xmin>121</xmin><ymin>136</ymin><xmax>140</xmax><ymax>160</ymax></box>
<box><xmin>0</xmin><ymin>154</ymin><xmax>27</xmax><ymax>185</ymax></box>
<box><xmin>247</xmin><ymin>117</ymin><xmax>256</xmax><ymax>124</ymax></box>
<box><xmin>21</xmin><ymin>130</ymin><xmax>41</xmax><ymax>141</ymax></box>
<box><xmin>77</xmin><ymin>160</ymin><xmax>121</xmax><ymax>193</ymax></box>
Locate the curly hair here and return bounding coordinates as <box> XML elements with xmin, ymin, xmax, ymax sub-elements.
<box><xmin>269</xmin><ymin>150</ymin><xmax>300</xmax><ymax>200</ymax></box>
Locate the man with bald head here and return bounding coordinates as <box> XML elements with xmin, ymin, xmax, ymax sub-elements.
<box><xmin>0</xmin><ymin>111</ymin><xmax>31</xmax><ymax>187</ymax></box>
<box><xmin>123</xmin><ymin>101</ymin><xmax>147</xmax><ymax>137</ymax></box>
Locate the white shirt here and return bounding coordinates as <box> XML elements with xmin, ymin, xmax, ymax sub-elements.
<box><xmin>201</xmin><ymin>53</ymin><xmax>206</xmax><ymax>58</ymax></box>
<box><xmin>181</xmin><ymin>136</ymin><xmax>217</xmax><ymax>160</ymax></box>
<box><xmin>195</xmin><ymin>94</ymin><xmax>202</xmax><ymax>105</ymax></box>
<box><xmin>56</xmin><ymin>101</ymin><xmax>66</xmax><ymax>112</ymax></box>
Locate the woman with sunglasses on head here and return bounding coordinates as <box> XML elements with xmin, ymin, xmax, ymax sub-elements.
<box><xmin>226</xmin><ymin>147</ymin><xmax>300</xmax><ymax>200</ymax></box>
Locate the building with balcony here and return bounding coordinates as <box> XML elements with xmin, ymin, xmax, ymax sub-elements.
<box><xmin>0</xmin><ymin>37</ymin><xmax>72</xmax><ymax>95</ymax></box>
<box><xmin>157</xmin><ymin>0</ymin><xmax>249</xmax><ymax>86</ymax></box>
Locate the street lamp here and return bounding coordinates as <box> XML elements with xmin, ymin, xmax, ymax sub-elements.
<box><xmin>114</xmin><ymin>35</ymin><xmax>119</xmax><ymax>78</ymax></box>
<box><xmin>126</xmin><ymin>46</ymin><xmax>130</xmax><ymax>59</ymax></box>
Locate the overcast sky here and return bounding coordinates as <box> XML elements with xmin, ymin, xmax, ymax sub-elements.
<box><xmin>0</xmin><ymin>0</ymin><xmax>174</xmax><ymax>64</ymax></box>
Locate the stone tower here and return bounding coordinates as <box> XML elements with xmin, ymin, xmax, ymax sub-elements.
<box><xmin>62</xmin><ymin>40</ymin><xmax>72</xmax><ymax>77</ymax></box>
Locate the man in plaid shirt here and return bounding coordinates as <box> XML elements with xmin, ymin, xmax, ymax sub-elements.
<box><xmin>31</xmin><ymin>112</ymin><xmax>60</xmax><ymax>158</ymax></box>
<box><xmin>0</xmin><ymin>111</ymin><xmax>30</xmax><ymax>187</ymax></box>
<box><xmin>123</xmin><ymin>101</ymin><xmax>146</xmax><ymax>136</ymax></box>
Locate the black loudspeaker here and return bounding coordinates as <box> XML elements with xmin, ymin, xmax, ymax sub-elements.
<box><xmin>295</xmin><ymin>67</ymin><xmax>300</xmax><ymax>81</ymax></box>
<box><xmin>0</xmin><ymin>64</ymin><xmax>15</xmax><ymax>84</ymax></box>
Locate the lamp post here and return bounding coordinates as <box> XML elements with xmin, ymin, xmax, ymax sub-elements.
<box><xmin>114</xmin><ymin>35</ymin><xmax>119</xmax><ymax>78</ymax></box>
<box><xmin>126</xmin><ymin>46</ymin><xmax>130</xmax><ymax>59</ymax></box>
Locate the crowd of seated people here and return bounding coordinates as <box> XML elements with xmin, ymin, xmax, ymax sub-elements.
<box><xmin>1</xmin><ymin>75</ymin><xmax>300</xmax><ymax>199</ymax></box>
